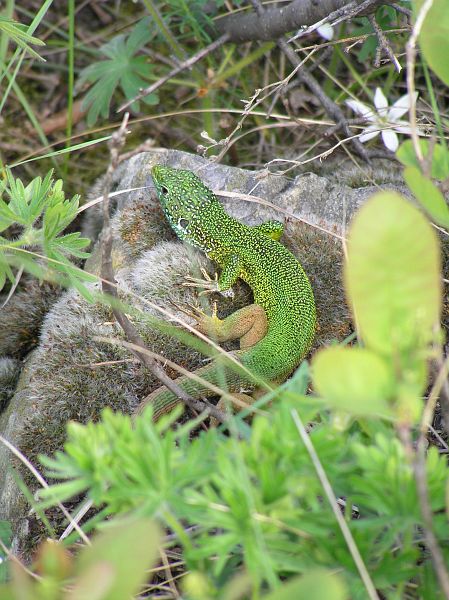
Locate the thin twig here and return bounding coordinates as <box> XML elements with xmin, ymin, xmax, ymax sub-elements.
<box><xmin>118</xmin><ymin>34</ymin><xmax>230</xmax><ymax>112</ymax></box>
<box><xmin>288</xmin><ymin>0</ymin><xmax>381</xmax><ymax>43</ymax></box>
<box><xmin>210</xmin><ymin>47</ymin><xmax>321</xmax><ymax>162</ymax></box>
<box><xmin>216</xmin><ymin>0</ymin><xmax>383</xmax><ymax>43</ymax></box>
<box><xmin>59</xmin><ymin>499</ymin><xmax>93</xmax><ymax>542</ymax></box>
<box><xmin>245</xmin><ymin>0</ymin><xmax>373</xmax><ymax>161</ymax></box>
<box><xmin>276</xmin><ymin>37</ymin><xmax>371</xmax><ymax>162</ymax></box>
<box><xmin>95</xmin><ymin>336</ymin><xmax>266</xmax><ymax>419</ymax></box>
<box><xmin>391</xmin><ymin>2</ymin><xmax>412</xmax><ymax>17</ymax></box>
<box><xmin>159</xmin><ymin>546</ymin><xmax>181</xmax><ymax>598</ymax></box>
<box><xmin>1</xmin><ymin>265</ymin><xmax>24</xmax><ymax>308</ymax></box>
<box><xmin>0</xmin><ymin>538</ymin><xmax>42</xmax><ymax>581</ymax></box>
<box><xmin>290</xmin><ymin>409</ymin><xmax>380</xmax><ymax>600</ymax></box>
<box><xmin>368</xmin><ymin>14</ymin><xmax>401</xmax><ymax>72</ymax></box>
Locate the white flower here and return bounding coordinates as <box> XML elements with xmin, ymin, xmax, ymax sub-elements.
<box><xmin>317</xmin><ymin>23</ymin><xmax>334</xmax><ymax>40</ymax></box>
<box><xmin>345</xmin><ymin>88</ymin><xmax>418</xmax><ymax>152</ymax></box>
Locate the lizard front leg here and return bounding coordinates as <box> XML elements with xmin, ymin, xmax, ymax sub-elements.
<box><xmin>184</xmin><ymin>254</ymin><xmax>241</xmax><ymax>297</ymax></box>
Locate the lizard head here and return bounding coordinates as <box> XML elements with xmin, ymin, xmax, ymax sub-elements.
<box><xmin>151</xmin><ymin>165</ymin><xmax>223</xmax><ymax>248</ymax></box>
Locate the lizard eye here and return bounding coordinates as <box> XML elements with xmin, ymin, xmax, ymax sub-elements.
<box><xmin>160</xmin><ymin>185</ymin><xmax>169</xmax><ymax>195</ymax></box>
<box><xmin>178</xmin><ymin>218</ymin><xmax>189</xmax><ymax>230</ymax></box>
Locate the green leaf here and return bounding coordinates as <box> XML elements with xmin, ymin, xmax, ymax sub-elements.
<box><xmin>0</xmin><ymin>169</ymin><xmax>91</xmax><ymax>294</ymax></box>
<box><xmin>78</xmin><ymin>18</ymin><xmax>158</xmax><ymax>125</ymax></box>
<box><xmin>38</xmin><ymin>479</ymin><xmax>90</xmax><ymax>508</ymax></box>
<box><xmin>0</xmin><ymin>253</ymin><xmax>15</xmax><ymax>292</ymax></box>
<box><xmin>54</xmin><ymin>232</ymin><xmax>91</xmax><ymax>258</ymax></box>
<box><xmin>70</xmin><ymin>518</ymin><xmax>160</xmax><ymax>600</ymax></box>
<box><xmin>397</xmin><ymin>139</ymin><xmax>449</xmax><ymax>181</ymax></box>
<box><xmin>345</xmin><ymin>191</ymin><xmax>441</xmax><ymax>356</ymax></box>
<box><xmin>126</xmin><ymin>16</ymin><xmax>155</xmax><ymax>54</ymax></box>
<box><xmin>262</xmin><ymin>570</ymin><xmax>346</xmax><ymax>600</ymax></box>
<box><xmin>403</xmin><ymin>166</ymin><xmax>449</xmax><ymax>228</ymax></box>
<box><xmin>0</xmin><ymin>16</ymin><xmax>45</xmax><ymax>60</ymax></box>
<box><xmin>417</xmin><ymin>0</ymin><xmax>449</xmax><ymax>86</ymax></box>
<box><xmin>312</xmin><ymin>347</ymin><xmax>394</xmax><ymax>417</ymax></box>
<box><xmin>0</xmin><ymin>585</ymin><xmax>14</xmax><ymax>599</ymax></box>
<box><xmin>0</xmin><ymin>198</ymin><xmax>25</xmax><ymax>229</ymax></box>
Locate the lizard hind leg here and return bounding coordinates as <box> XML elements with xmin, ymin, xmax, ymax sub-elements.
<box><xmin>195</xmin><ymin>303</ymin><xmax>268</xmax><ymax>349</ymax></box>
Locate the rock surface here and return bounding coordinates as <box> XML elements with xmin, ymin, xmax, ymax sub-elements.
<box><xmin>0</xmin><ymin>149</ymin><xmax>406</xmax><ymax>553</ymax></box>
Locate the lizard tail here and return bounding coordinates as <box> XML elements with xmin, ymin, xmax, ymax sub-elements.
<box><xmin>135</xmin><ymin>360</ymin><xmax>253</xmax><ymax>421</ymax></box>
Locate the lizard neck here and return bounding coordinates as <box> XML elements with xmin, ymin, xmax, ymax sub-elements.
<box><xmin>186</xmin><ymin>203</ymin><xmax>243</xmax><ymax>264</ymax></box>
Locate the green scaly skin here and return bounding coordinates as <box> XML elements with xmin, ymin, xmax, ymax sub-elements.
<box><xmin>142</xmin><ymin>165</ymin><xmax>316</xmax><ymax>419</ymax></box>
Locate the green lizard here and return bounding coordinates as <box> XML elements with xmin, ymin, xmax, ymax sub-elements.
<box><xmin>137</xmin><ymin>165</ymin><xmax>316</xmax><ymax>420</ymax></box>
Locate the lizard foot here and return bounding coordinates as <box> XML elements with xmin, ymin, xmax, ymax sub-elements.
<box><xmin>169</xmin><ymin>299</ymin><xmax>221</xmax><ymax>335</ymax></box>
<box><xmin>183</xmin><ymin>267</ymin><xmax>235</xmax><ymax>299</ymax></box>
<box><xmin>183</xmin><ymin>267</ymin><xmax>219</xmax><ymax>295</ymax></box>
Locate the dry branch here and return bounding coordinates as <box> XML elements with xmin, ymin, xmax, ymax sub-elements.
<box><xmin>216</xmin><ymin>0</ymin><xmax>385</xmax><ymax>43</ymax></box>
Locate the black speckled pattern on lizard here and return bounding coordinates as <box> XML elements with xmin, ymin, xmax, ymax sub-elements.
<box><xmin>139</xmin><ymin>165</ymin><xmax>316</xmax><ymax>419</ymax></box>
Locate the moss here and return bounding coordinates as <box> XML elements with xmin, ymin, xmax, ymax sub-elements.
<box><xmin>118</xmin><ymin>201</ymin><xmax>174</xmax><ymax>256</ymax></box>
<box><xmin>297</xmin><ymin>157</ymin><xmax>407</xmax><ymax>188</ymax></box>
<box><xmin>0</xmin><ymin>358</ymin><xmax>21</xmax><ymax>412</ymax></box>
<box><xmin>283</xmin><ymin>222</ymin><xmax>350</xmax><ymax>351</ymax></box>
<box><xmin>0</xmin><ymin>280</ymin><xmax>60</xmax><ymax>358</ymax></box>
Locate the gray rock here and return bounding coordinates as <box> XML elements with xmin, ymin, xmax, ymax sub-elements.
<box><xmin>0</xmin><ymin>148</ymin><xmax>405</xmax><ymax>554</ymax></box>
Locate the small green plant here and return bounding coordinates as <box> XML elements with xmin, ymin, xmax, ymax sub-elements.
<box><xmin>350</xmin><ymin>6</ymin><xmax>401</xmax><ymax>63</ymax></box>
<box><xmin>0</xmin><ymin>169</ymin><xmax>93</xmax><ymax>298</ymax></box>
<box><xmin>77</xmin><ymin>18</ymin><xmax>159</xmax><ymax>126</ymax></box>
<box><xmin>397</xmin><ymin>139</ymin><xmax>449</xmax><ymax>229</ymax></box>
<box><xmin>0</xmin><ymin>16</ymin><xmax>45</xmax><ymax>60</ymax></box>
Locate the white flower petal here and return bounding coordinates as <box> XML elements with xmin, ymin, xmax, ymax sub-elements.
<box><xmin>381</xmin><ymin>129</ymin><xmax>399</xmax><ymax>152</ymax></box>
<box><xmin>359</xmin><ymin>126</ymin><xmax>380</xmax><ymax>143</ymax></box>
<box><xmin>374</xmin><ymin>88</ymin><xmax>389</xmax><ymax>116</ymax></box>
<box><xmin>394</xmin><ymin>125</ymin><xmax>413</xmax><ymax>134</ymax></box>
<box><xmin>388</xmin><ymin>92</ymin><xmax>418</xmax><ymax>121</ymax></box>
<box><xmin>317</xmin><ymin>23</ymin><xmax>334</xmax><ymax>40</ymax></box>
<box><xmin>395</xmin><ymin>124</ymin><xmax>425</xmax><ymax>136</ymax></box>
<box><xmin>346</xmin><ymin>99</ymin><xmax>375</xmax><ymax>119</ymax></box>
